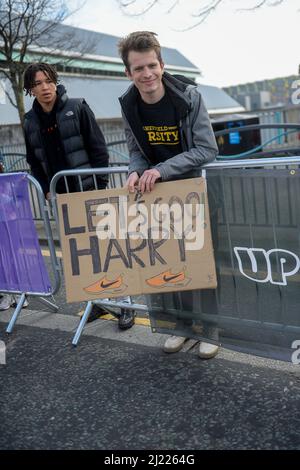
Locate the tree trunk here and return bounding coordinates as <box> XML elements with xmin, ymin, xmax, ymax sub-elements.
<box><xmin>15</xmin><ymin>87</ymin><xmax>26</xmax><ymax>127</ymax></box>
<box><xmin>10</xmin><ymin>70</ymin><xmax>26</xmax><ymax>126</ymax></box>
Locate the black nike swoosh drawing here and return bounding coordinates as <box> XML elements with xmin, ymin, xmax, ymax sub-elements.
<box><xmin>100</xmin><ymin>280</ymin><xmax>120</xmax><ymax>289</ymax></box>
<box><xmin>162</xmin><ymin>273</ymin><xmax>183</xmax><ymax>282</ymax></box>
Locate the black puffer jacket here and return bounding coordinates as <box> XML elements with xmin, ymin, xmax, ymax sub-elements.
<box><xmin>24</xmin><ymin>85</ymin><xmax>109</xmax><ymax>194</ymax></box>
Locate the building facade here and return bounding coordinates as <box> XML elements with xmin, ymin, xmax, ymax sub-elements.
<box><xmin>0</xmin><ymin>23</ymin><xmax>243</xmax><ymax>156</ymax></box>
<box><xmin>224</xmin><ymin>75</ymin><xmax>299</xmax><ymax>111</ymax></box>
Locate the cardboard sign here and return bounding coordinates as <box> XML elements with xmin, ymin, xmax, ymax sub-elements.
<box><xmin>57</xmin><ymin>177</ymin><xmax>217</xmax><ymax>303</ymax></box>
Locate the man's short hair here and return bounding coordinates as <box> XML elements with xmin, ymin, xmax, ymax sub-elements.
<box><xmin>23</xmin><ymin>63</ymin><xmax>58</xmax><ymax>96</ymax></box>
<box><xmin>118</xmin><ymin>31</ymin><xmax>162</xmax><ymax>71</ymax></box>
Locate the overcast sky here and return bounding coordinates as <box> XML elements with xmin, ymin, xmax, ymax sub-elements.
<box><xmin>67</xmin><ymin>0</ymin><xmax>300</xmax><ymax>88</ymax></box>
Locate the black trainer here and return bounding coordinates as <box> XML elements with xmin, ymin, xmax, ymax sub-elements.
<box><xmin>118</xmin><ymin>309</ymin><xmax>135</xmax><ymax>330</ymax></box>
<box><xmin>87</xmin><ymin>304</ymin><xmax>108</xmax><ymax>323</ymax></box>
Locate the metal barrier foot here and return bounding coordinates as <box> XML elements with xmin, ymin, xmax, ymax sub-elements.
<box><xmin>72</xmin><ymin>301</ymin><xmax>93</xmax><ymax>346</ymax></box>
<box><xmin>6</xmin><ymin>293</ymin><xmax>26</xmax><ymax>334</ymax></box>
<box><xmin>35</xmin><ymin>296</ymin><xmax>59</xmax><ymax>312</ymax></box>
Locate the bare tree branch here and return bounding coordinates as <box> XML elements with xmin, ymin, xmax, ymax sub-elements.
<box><xmin>166</xmin><ymin>0</ymin><xmax>181</xmax><ymax>14</ymax></box>
<box><xmin>117</xmin><ymin>0</ymin><xmax>290</xmax><ymax>29</ymax></box>
<box><xmin>119</xmin><ymin>0</ymin><xmax>159</xmax><ymax>17</ymax></box>
<box><xmin>183</xmin><ymin>0</ymin><xmax>223</xmax><ymax>31</ymax></box>
<box><xmin>237</xmin><ymin>0</ymin><xmax>285</xmax><ymax>12</ymax></box>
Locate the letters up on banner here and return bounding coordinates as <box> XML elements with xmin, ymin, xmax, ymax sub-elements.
<box><xmin>57</xmin><ymin>177</ymin><xmax>217</xmax><ymax>303</ymax></box>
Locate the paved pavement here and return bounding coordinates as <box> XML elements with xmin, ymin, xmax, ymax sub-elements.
<box><xmin>1</xmin><ymin>304</ymin><xmax>300</xmax><ymax>450</ymax></box>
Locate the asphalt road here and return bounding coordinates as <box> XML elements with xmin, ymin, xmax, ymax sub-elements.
<box><xmin>1</xmin><ymin>308</ymin><xmax>300</xmax><ymax>450</ymax></box>
<box><xmin>1</xmin><ymin>248</ymin><xmax>300</xmax><ymax>451</ymax></box>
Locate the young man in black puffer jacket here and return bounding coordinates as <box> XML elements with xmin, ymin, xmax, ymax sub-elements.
<box><xmin>23</xmin><ymin>63</ymin><xmax>109</xmax><ymax>197</ymax></box>
<box><xmin>22</xmin><ymin>63</ymin><xmax>134</xmax><ymax>329</ymax></box>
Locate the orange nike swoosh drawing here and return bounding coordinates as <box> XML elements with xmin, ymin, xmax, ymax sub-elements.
<box><xmin>146</xmin><ymin>267</ymin><xmax>191</xmax><ymax>288</ymax></box>
<box><xmin>84</xmin><ymin>274</ymin><xmax>127</xmax><ymax>295</ymax></box>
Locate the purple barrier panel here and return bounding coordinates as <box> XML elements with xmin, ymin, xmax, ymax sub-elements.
<box><xmin>0</xmin><ymin>173</ymin><xmax>51</xmax><ymax>294</ymax></box>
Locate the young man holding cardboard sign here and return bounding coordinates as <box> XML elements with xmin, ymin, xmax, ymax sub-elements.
<box><xmin>118</xmin><ymin>31</ymin><xmax>220</xmax><ymax>358</ymax></box>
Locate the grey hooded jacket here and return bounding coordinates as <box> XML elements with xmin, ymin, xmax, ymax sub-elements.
<box><xmin>119</xmin><ymin>72</ymin><xmax>218</xmax><ymax>181</ymax></box>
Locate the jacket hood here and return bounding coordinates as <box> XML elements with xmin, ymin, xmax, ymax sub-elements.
<box><xmin>163</xmin><ymin>71</ymin><xmax>195</xmax><ymax>93</ymax></box>
<box><xmin>162</xmin><ymin>71</ymin><xmax>195</xmax><ymax>118</ymax></box>
<box><xmin>56</xmin><ymin>84</ymin><xmax>68</xmax><ymax>108</ymax></box>
<box><xmin>119</xmin><ymin>71</ymin><xmax>194</xmax><ymax>120</ymax></box>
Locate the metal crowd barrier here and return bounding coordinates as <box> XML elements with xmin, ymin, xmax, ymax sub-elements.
<box><xmin>49</xmin><ymin>157</ymin><xmax>300</xmax><ymax>360</ymax></box>
<box><xmin>0</xmin><ymin>139</ymin><xmax>130</xmax><ymax>221</ymax></box>
<box><xmin>214</xmin><ymin>123</ymin><xmax>300</xmax><ymax>159</ymax></box>
<box><xmin>150</xmin><ymin>157</ymin><xmax>300</xmax><ymax>362</ymax></box>
<box><xmin>0</xmin><ymin>172</ymin><xmax>61</xmax><ymax>334</ymax></box>
<box><xmin>3</xmin><ymin>123</ymin><xmax>300</xmax><ymax>222</ymax></box>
